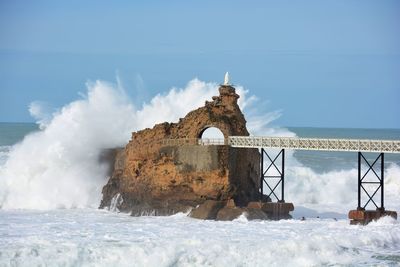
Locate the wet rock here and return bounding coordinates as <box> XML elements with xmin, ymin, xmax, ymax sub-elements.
<box><xmin>189</xmin><ymin>200</ymin><xmax>226</xmax><ymax>220</ymax></box>
<box><xmin>216</xmin><ymin>207</ymin><xmax>245</xmax><ymax>221</ymax></box>
<box><xmin>260</xmin><ymin>202</ymin><xmax>294</xmax><ymax>219</ymax></box>
<box><xmin>246</xmin><ymin>201</ymin><xmax>293</xmax><ymax>220</ymax></box>
<box><xmin>244</xmin><ymin>208</ymin><xmax>269</xmax><ymax>220</ymax></box>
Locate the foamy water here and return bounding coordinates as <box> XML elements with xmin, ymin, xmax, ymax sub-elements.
<box><xmin>1</xmin><ymin>209</ymin><xmax>399</xmax><ymax>267</ymax></box>
<box><xmin>0</xmin><ymin>78</ymin><xmax>399</xmax><ymax>266</ymax></box>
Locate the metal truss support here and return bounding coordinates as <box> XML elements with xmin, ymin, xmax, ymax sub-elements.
<box><xmin>358</xmin><ymin>152</ymin><xmax>385</xmax><ymax>211</ymax></box>
<box><xmin>260</xmin><ymin>148</ymin><xmax>285</xmax><ymax>202</ymax></box>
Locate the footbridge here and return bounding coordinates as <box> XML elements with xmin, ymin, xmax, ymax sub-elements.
<box><xmin>162</xmin><ymin>136</ymin><xmax>400</xmax><ymax>223</ymax></box>
<box><xmin>228</xmin><ymin>136</ymin><xmax>400</xmax><ymax>153</ymax></box>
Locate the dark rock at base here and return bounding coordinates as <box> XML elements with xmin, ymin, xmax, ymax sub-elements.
<box><xmin>190</xmin><ymin>201</ymin><xmax>278</xmax><ymax>221</ymax></box>
<box><xmin>246</xmin><ymin>201</ymin><xmax>294</xmax><ymax>220</ymax></box>
<box><xmin>260</xmin><ymin>202</ymin><xmax>294</xmax><ymax>215</ymax></box>
<box><xmin>189</xmin><ymin>200</ymin><xmax>226</xmax><ymax>220</ymax></box>
<box><xmin>130</xmin><ymin>201</ymin><xmax>193</xmax><ymax>216</ymax></box>
<box><xmin>244</xmin><ymin>208</ymin><xmax>269</xmax><ymax>220</ymax></box>
<box><xmin>216</xmin><ymin>207</ymin><xmax>245</xmax><ymax>221</ymax></box>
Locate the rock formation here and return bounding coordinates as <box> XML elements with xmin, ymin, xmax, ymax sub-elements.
<box><xmin>100</xmin><ymin>84</ymin><xmax>291</xmax><ymax>220</ymax></box>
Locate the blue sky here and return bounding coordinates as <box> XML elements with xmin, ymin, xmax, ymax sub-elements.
<box><xmin>0</xmin><ymin>0</ymin><xmax>399</xmax><ymax>128</ymax></box>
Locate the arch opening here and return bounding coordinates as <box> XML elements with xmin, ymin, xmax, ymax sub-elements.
<box><xmin>199</xmin><ymin>127</ymin><xmax>225</xmax><ymax>145</ymax></box>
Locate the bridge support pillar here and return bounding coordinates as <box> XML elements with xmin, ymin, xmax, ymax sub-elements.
<box><xmin>259</xmin><ymin>148</ymin><xmax>294</xmax><ymax>219</ymax></box>
<box><xmin>349</xmin><ymin>152</ymin><xmax>397</xmax><ymax>224</ymax></box>
<box><xmin>260</xmin><ymin>148</ymin><xmax>285</xmax><ymax>202</ymax></box>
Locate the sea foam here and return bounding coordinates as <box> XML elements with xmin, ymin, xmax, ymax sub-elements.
<box><xmin>0</xmin><ymin>209</ymin><xmax>399</xmax><ymax>267</ymax></box>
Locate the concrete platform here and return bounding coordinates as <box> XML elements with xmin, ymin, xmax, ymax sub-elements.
<box><xmin>348</xmin><ymin>209</ymin><xmax>397</xmax><ymax>225</ymax></box>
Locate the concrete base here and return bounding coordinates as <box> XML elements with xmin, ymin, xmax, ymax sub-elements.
<box><xmin>247</xmin><ymin>201</ymin><xmax>294</xmax><ymax>220</ymax></box>
<box><xmin>348</xmin><ymin>209</ymin><xmax>397</xmax><ymax>225</ymax></box>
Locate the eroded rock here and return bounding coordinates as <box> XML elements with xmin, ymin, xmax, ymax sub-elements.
<box><xmin>99</xmin><ymin>85</ymin><xmax>262</xmax><ymax>219</ymax></box>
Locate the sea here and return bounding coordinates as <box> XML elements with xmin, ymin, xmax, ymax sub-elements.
<box><xmin>0</xmin><ymin>80</ymin><xmax>399</xmax><ymax>267</ymax></box>
<box><xmin>0</xmin><ymin>122</ymin><xmax>399</xmax><ymax>267</ymax></box>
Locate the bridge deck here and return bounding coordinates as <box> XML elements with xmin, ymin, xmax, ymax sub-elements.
<box><xmin>228</xmin><ymin>136</ymin><xmax>400</xmax><ymax>153</ymax></box>
<box><xmin>161</xmin><ymin>137</ymin><xmax>400</xmax><ymax>153</ymax></box>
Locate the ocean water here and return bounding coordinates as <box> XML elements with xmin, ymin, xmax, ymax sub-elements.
<box><xmin>0</xmin><ymin>80</ymin><xmax>399</xmax><ymax>266</ymax></box>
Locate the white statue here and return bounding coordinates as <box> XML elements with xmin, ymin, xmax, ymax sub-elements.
<box><xmin>224</xmin><ymin>72</ymin><xmax>230</xmax><ymax>85</ymax></box>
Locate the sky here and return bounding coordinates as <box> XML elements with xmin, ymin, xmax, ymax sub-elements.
<box><xmin>0</xmin><ymin>0</ymin><xmax>399</xmax><ymax>128</ymax></box>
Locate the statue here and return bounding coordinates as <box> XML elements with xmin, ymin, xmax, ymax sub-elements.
<box><xmin>224</xmin><ymin>72</ymin><xmax>230</xmax><ymax>85</ymax></box>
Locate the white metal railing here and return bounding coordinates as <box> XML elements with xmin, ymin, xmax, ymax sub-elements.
<box><xmin>228</xmin><ymin>136</ymin><xmax>400</xmax><ymax>153</ymax></box>
<box><xmin>160</xmin><ymin>136</ymin><xmax>400</xmax><ymax>153</ymax></box>
<box><xmin>161</xmin><ymin>138</ymin><xmax>227</xmax><ymax>147</ymax></box>
<box><xmin>198</xmin><ymin>138</ymin><xmax>226</xmax><ymax>146</ymax></box>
